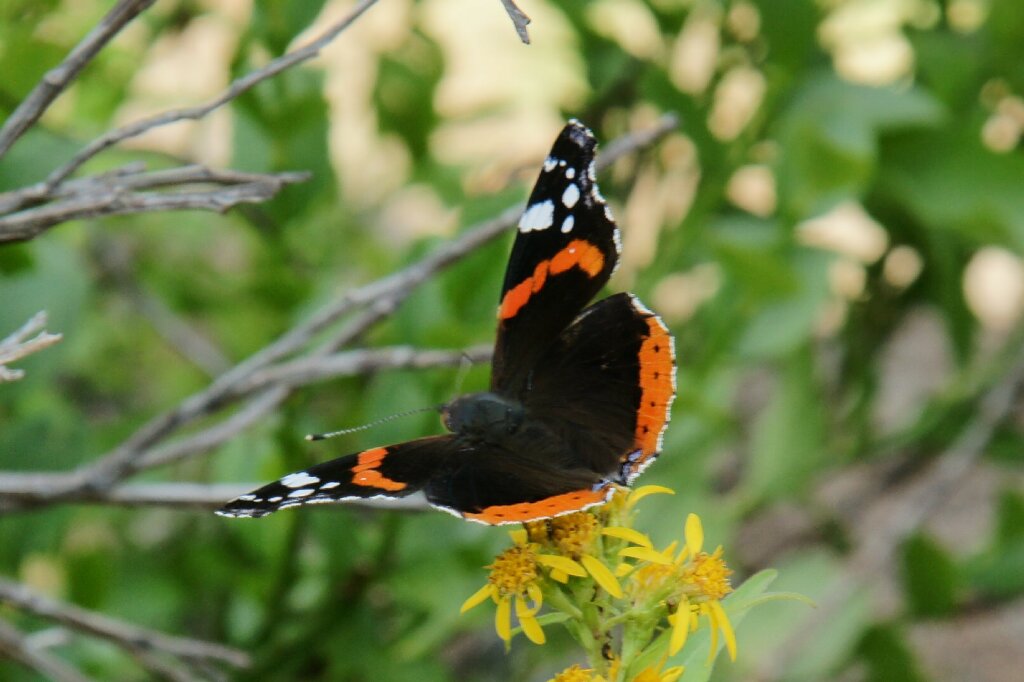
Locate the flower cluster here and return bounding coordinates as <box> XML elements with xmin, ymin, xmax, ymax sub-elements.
<box><xmin>461</xmin><ymin>486</ymin><xmax>748</xmax><ymax>681</ymax></box>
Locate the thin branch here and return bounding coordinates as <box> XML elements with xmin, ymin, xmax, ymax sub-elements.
<box><xmin>236</xmin><ymin>344</ymin><xmax>493</xmax><ymax>395</ymax></box>
<box><xmin>122</xmin><ymin>345</ymin><xmax>491</xmax><ymax>473</ymax></box>
<box><xmin>499</xmin><ymin>0</ymin><xmax>532</xmax><ymax>44</ymax></box>
<box><xmin>0</xmin><ymin>115</ymin><xmax>679</xmax><ymax>508</ymax></box>
<box><xmin>39</xmin><ymin>0</ymin><xmax>381</xmax><ymax>194</ymax></box>
<box><xmin>0</xmin><ymin>577</ymin><xmax>250</xmax><ymax>669</ymax></box>
<box><xmin>125</xmin><ymin>286</ymin><xmax>232</xmax><ymax>378</ymax></box>
<box><xmin>134</xmin><ymin>387</ymin><xmax>289</xmax><ymax>472</ymax></box>
<box><xmin>0</xmin><ymin>0</ymin><xmax>156</xmax><ymax>159</ymax></box>
<box><xmin>0</xmin><ymin>480</ymin><xmax>432</xmax><ymax>512</ymax></box>
<box><xmin>0</xmin><ymin>619</ymin><xmax>95</xmax><ymax>682</ymax></box>
<box><xmin>0</xmin><ymin>163</ymin><xmax>145</xmax><ymax>214</ymax></box>
<box><xmin>0</xmin><ymin>168</ymin><xmax>309</xmax><ymax>243</ymax></box>
<box><xmin>123</xmin><ymin>647</ymin><xmax>198</xmax><ymax>682</ymax></box>
<box><xmin>0</xmin><ymin>311</ymin><xmax>62</xmax><ymax>383</ymax></box>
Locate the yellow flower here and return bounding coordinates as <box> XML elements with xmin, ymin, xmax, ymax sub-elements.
<box><xmin>527</xmin><ymin>512</ymin><xmax>625</xmax><ymax>597</ymax></box>
<box><xmin>618</xmin><ymin>511</ymin><xmax>738</xmax><ymax>662</ymax></box>
<box><xmin>548</xmin><ymin>664</ymin><xmax>603</xmax><ymax>682</ymax></box>
<box><xmin>632</xmin><ymin>664</ymin><xmax>685</xmax><ymax>682</ymax></box>
<box><xmin>461</xmin><ymin>529</ymin><xmax>586</xmax><ymax>645</ymax></box>
<box><xmin>672</xmin><ymin>514</ymin><xmax>736</xmax><ymax>661</ymax></box>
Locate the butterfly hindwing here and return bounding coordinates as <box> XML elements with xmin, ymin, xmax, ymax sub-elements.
<box><xmin>216</xmin><ymin>436</ymin><xmax>456</xmax><ymax>518</ymax></box>
<box><xmin>421</xmin><ymin>444</ymin><xmax>616</xmax><ymax>524</ymax></box>
<box><xmin>525</xmin><ymin>292</ymin><xmax>677</xmax><ymax>482</ymax></box>
<box><xmin>491</xmin><ymin>120</ymin><xmax>621</xmax><ymax>396</ymax></box>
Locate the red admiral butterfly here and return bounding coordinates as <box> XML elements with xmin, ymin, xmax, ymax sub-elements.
<box><xmin>217</xmin><ymin>121</ymin><xmax>676</xmax><ymax>524</ymax></box>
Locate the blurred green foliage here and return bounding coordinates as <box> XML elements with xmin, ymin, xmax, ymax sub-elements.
<box><xmin>2</xmin><ymin>0</ymin><xmax>1024</xmax><ymax>680</ymax></box>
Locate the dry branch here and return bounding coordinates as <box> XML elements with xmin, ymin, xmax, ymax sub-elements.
<box><xmin>500</xmin><ymin>0</ymin><xmax>532</xmax><ymax>44</ymax></box>
<box><xmin>43</xmin><ymin>0</ymin><xmax>381</xmax><ymax>194</ymax></box>
<box><xmin>0</xmin><ymin>480</ymin><xmax>431</xmax><ymax>512</ymax></box>
<box><xmin>0</xmin><ymin>0</ymin><xmax>380</xmax><ymax>239</ymax></box>
<box><xmin>0</xmin><ymin>312</ymin><xmax>62</xmax><ymax>383</ymax></box>
<box><xmin>0</xmin><ymin>578</ymin><xmax>250</xmax><ymax>669</ymax></box>
<box><xmin>0</xmin><ymin>168</ymin><xmax>309</xmax><ymax>242</ymax></box>
<box><xmin>0</xmin><ymin>619</ymin><xmax>95</xmax><ymax>682</ymax></box>
<box><xmin>0</xmin><ymin>0</ymin><xmax>157</xmax><ymax>159</ymax></box>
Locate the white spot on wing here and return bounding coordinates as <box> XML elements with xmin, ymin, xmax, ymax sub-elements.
<box><xmin>320</xmin><ymin>481</ymin><xmax>340</xmax><ymax>490</ymax></box>
<box><xmin>562</xmin><ymin>183</ymin><xmax>580</xmax><ymax>209</ymax></box>
<box><xmin>566</xmin><ymin>167</ymin><xmax>576</xmax><ymax>179</ymax></box>
<box><xmin>237</xmin><ymin>494</ymin><xmax>256</xmax><ymax>501</ymax></box>
<box><xmin>288</xmin><ymin>488</ymin><xmax>315</xmax><ymax>498</ymax></box>
<box><xmin>543</xmin><ymin>156</ymin><xmax>558</xmax><ymax>172</ymax></box>
<box><xmin>518</xmin><ymin>199</ymin><xmax>555</xmax><ymax>233</ymax></box>
<box><xmin>268</xmin><ymin>496</ymin><xmax>283</xmax><ymax>503</ymax></box>
<box><xmin>281</xmin><ymin>472</ymin><xmax>319</xmax><ymax>488</ymax></box>
<box><xmin>561</xmin><ymin>215</ymin><xmax>575</xmax><ymax>233</ymax></box>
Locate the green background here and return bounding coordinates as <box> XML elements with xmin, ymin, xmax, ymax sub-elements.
<box><xmin>2</xmin><ymin>0</ymin><xmax>1023</xmax><ymax>680</ymax></box>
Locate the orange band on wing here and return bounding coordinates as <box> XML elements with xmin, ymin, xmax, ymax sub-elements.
<box><xmin>633</xmin><ymin>316</ymin><xmax>675</xmax><ymax>458</ymax></box>
<box><xmin>350</xmin><ymin>447</ymin><xmax>407</xmax><ymax>491</ymax></box>
<box><xmin>499</xmin><ymin>240</ymin><xmax>606</xmax><ymax>320</ymax></box>
<box><xmin>463</xmin><ymin>487</ymin><xmax>610</xmax><ymax>524</ymax></box>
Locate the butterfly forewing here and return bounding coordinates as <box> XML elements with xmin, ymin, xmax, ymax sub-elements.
<box><xmin>216</xmin><ymin>436</ymin><xmax>456</xmax><ymax>518</ymax></box>
<box><xmin>491</xmin><ymin>120</ymin><xmax>621</xmax><ymax>396</ymax></box>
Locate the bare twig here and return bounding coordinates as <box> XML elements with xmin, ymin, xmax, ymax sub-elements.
<box><xmin>499</xmin><ymin>0</ymin><xmax>532</xmax><ymax>44</ymax></box>
<box><xmin>0</xmin><ymin>480</ymin><xmax>432</xmax><ymax>511</ymax></box>
<box><xmin>0</xmin><ymin>619</ymin><xmax>95</xmax><ymax>682</ymax></box>
<box><xmin>0</xmin><ymin>577</ymin><xmax>250</xmax><ymax>669</ymax></box>
<box><xmin>236</xmin><ymin>344</ymin><xmax>493</xmax><ymax>394</ymax></box>
<box><xmin>134</xmin><ymin>387</ymin><xmax>290</xmax><ymax>472</ymax></box>
<box><xmin>0</xmin><ymin>311</ymin><xmax>62</xmax><ymax>382</ymax></box>
<box><xmin>126</xmin><ymin>286</ymin><xmax>232</xmax><ymax>377</ymax></box>
<box><xmin>0</xmin><ymin>115</ymin><xmax>679</xmax><ymax>509</ymax></box>
<box><xmin>40</xmin><ymin>0</ymin><xmax>381</xmax><ymax>194</ymax></box>
<box><xmin>0</xmin><ymin>0</ymin><xmax>156</xmax><ymax>159</ymax></box>
<box><xmin>0</xmin><ymin>168</ymin><xmax>309</xmax><ymax>243</ymax></box>
<box><xmin>754</xmin><ymin>347</ymin><xmax>1024</xmax><ymax>681</ymax></box>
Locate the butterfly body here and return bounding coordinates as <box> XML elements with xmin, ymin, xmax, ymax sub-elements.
<box><xmin>218</xmin><ymin>121</ymin><xmax>676</xmax><ymax>524</ymax></box>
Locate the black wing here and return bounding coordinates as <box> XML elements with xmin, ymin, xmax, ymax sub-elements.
<box><xmin>423</xmin><ymin>444</ymin><xmax>616</xmax><ymax>525</ymax></box>
<box><xmin>524</xmin><ymin>292</ymin><xmax>676</xmax><ymax>482</ymax></box>
<box><xmin>217</xmin><ymin>434</ymin><xmax>616</xmax><ymax>525</ymax></box>
<box><xmin>491</xmin><ymin>120</ymin><xmax>620</xmax><ymax>396</ymax></box>
<box><xmin>216</xmin><ymin>436</ymin><xmax>454</xmax><ymax>518</ymax></box>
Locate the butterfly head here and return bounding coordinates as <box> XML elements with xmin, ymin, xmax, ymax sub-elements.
<box><xmin>443</xmin><ymin>392</ymin><xmax>524</xmax><ymax>443</ymax></box>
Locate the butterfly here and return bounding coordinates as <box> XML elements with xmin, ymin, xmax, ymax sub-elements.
<box><xmin>217</xmin><ymin>120</ymin><xmax>676</xmax><ymax>524</ymax></box>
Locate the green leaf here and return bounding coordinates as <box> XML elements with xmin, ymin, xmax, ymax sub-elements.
<box><xmin>734</xmin><ymin>248</ymin><xmax>832</xmax><ymax>360</ymax></box>
<box><xmin>964</xmin><ymin>538</ymin><xmax>1024</xmax><ymax>600</ymax></box>
<box><xmin>776</xmin><ymin>74</ymin><xmax>944</xmax><ymax>217</ymax></box>
<box><xmin>901</xmin><ymin>533</ymin><xmax>959</xmax><ymax>617</ymax></box>
<box><xmin>374</xmin><ymin>31</ymin><xmax>444</xmax><ymax>162</ymax></box>
<box><xmin>858</xmin><ymin>623</ymin><xmax>928</xmax><ymax>682</ymax></box>
<box><xmin>881</xmin><ymin>129</ymin><xmax>1024</xmax><ymax>250</ymax></box>
<box><xmin>996</xmin><ymin>489</ymin><xmax>1024</xmax><ymax>546</ymax></box>
<box><xmin>747</xmin><ymin>348</ymin><xmax>828</xmax><ymax>500</ymax></box>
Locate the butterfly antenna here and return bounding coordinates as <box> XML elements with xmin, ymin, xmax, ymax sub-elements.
<box><xmin>305</xmin><ymin>405</ymin><xmax>444</xmax><ymax>441</ymax></box>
